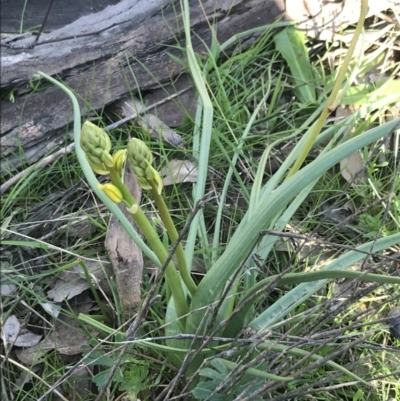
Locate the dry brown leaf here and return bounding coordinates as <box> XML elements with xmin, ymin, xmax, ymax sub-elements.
<box><xmin>13</xmin><ymin>366</ymin><xmax>40</xmax><ymax>393</ymax></box>
<box><xmin>47</xmin><ymin>259</ymin><xmax>112</xmax><ymax>302</ymax></box>
<box><xmin>161</xmin><ymin>159</ymin><xmax>198</xmax><ymax>186</ymax></box>
<box><xmin>16</xmin><ymin>299</ymin><xmax>96</xmax><ymax>365</ymax></box>
<box><xmin>112</xmin><ymin>97</ymin><xmax>184</xmax><ymax>147</ymax></box>
<box><xmin>47</xmin><ymin>278</ymin><xmax>88</xmax><ymax>302</ymax></box>
<box><xmin>1</xmin><ymin>282</ymin><xmax>16</xmax><ymax>296</ymax></box>
<box><xmin>106</xmin><ymin>161</ymin><xmax>143</xmax><ymax>317</ymax></box>
<box><xmin>1</xmin><ymin>315</ymin><xmax>42</xmax><ymax>347</ymax></box>
<box><xmin>39</xmin><ymin>302</ymin><xmax>61</xmax><ymax>318</ymax></box>
<box><xmin>340</xmin><ymin>151</ymin><xmax>367</xmax><ymax>195</ymax></box>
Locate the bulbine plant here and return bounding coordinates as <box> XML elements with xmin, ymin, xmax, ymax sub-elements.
<box><xmin>35</xmin><ymin>0</ymin><xmax>400</xmax><ymax>396</ymax></box>
<box><xmin>80</xmin><ymin>120</ymin><xmax>194</xmax><ymax>324</ymax></box>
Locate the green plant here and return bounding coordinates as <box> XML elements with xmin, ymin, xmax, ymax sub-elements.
<box><xmin>81</xmin><ymin>337</ymin><xmax>154</xmax><ymax>401</ymax></box>
<box><xmin>30</xmin><ymin>0</ymin><xmax>400</xmax><ymax>398</ymax></box>
<box><xmin>192</xmin><ymin>358</ymin><xmax>266</xmax><ymax>400</ymax></box>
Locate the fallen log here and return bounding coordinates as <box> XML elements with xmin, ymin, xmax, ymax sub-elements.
<box><xmin>0</xmin><ymin>0</ymin><xmax>286</xmax><ymax>175</ymax></box>
<box><xmin>1</xmin><ymin>0</ymin><xmax>395</xmax><ymax>176</ymax></box>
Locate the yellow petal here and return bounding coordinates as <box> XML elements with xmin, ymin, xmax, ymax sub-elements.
<box><xmin>112</xmin><ymin>149</ymin><xmax>127</xmax><ymax>176</ymax></box>
<box><xmin>98</xmin><ymin>183</ymin><xmax>123</xmax><ymax>203</ymax></box>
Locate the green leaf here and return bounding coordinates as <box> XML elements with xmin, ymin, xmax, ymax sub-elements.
<box><xmin>187</xmin><ymin>118</ymin><xmax>400</xmax><ymax>334</ymax></box>
<box><xmin>274</xmin><ymin>27</ymin><xmax>316</xmax><ymax>103</ymax></box>
<box><xmin>341</xmin><ymin>79</ymin><xmax>400</xmax><ymax>105</ymax></box>
<box><xmin>192</xmin><ymin>358</ymin><xmax>267</xmax><ymax>400</ymax></box>
<box><xmin>81</xmin><ymin>347</ymin><xmax>115</xmax><ymax>367</ymax></box>
<box><xmin>0</xmin><ymin>240</ymin><xmax>48</xmax><ymax>249</ymax></box>
<box><xmin>353</xmin><ymin>389</ymin><xmax>365</xmax><ymax>401</ymax></box>
<box><xmin>92</xmin><ymin>367</ymin><xmax>123</xmax><ymax>390</ymax></box>
<box><xmin>199</xmin><ymin>359</ymin><xmax>229</xmax><ymax>379</ymax></box>
<box><xmin>78</xmin><ymin>313</ymin><xmax>116</xmax><ymax>335</ymax></box>
<box><xmin>119</xmin><ymin>364</ymin><xmax>148</xmax><ymax>393</ymax></box>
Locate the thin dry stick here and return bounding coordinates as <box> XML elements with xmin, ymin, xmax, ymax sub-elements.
<box><xmin>5</xmin><ymin>0</ymin><xmax>54</xmax><ymax>49</ymax></box>
<box><xmin>261</xmin><ymin>230</ymin><xmax>400</xmax><ymax>262</ymax></box>
<box><xmin>104</xmin><ymin>86</ymin><xmax>192</xmax><ymax>132</ymax></box>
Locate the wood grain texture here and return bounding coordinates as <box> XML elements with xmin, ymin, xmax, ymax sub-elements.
<box><xmin>0</xmin><ymin>0</ymin><xmax>123</xmax><ymax>33</ymax></box>
<box><xmin>1</xmin><ymin>0</ymin><xmax>286</xmax><ymax>174</ymax></box>
<box><xmin>1</xmin><ymin>0</ymin><xmax>397</xmax><ymax>175</ymax></box>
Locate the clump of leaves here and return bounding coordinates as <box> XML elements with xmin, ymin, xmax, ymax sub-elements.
<box><xmin>81</xmin><ymin>338</ymin><xmax>155</xmax><ymax>400</ymax></box>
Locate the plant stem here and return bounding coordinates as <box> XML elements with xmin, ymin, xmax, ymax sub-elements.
<box><xmin>150</xmin><ymin>181</ymin><xmax>197</xmax><ymax>296</ymax></box>
<box><xmin>109</xmin><ymin>169</ymin><xmax>188</xmax><ymax>324</ymax></box>
<box><xmin>285</xmin><ymin>0</ymin><xmax>369</xmax><ymax>179</ymax></box>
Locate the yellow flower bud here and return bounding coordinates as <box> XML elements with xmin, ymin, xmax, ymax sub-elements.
<box><xmin>85</xmin><ymin>154</ymin><xmax>110</xmax><ymax>175</ymax></box>
<box><xmin>100</xmin><ymin>151</ymin><xmax>115</xmax><ymax>168</ymax></box>
<box><xmin>127</xmin><ymin>138</ymin><xmax>153</xmax><ymax>186</ymax></box>
<box><xmin>81</xmin><ymin>121</ymin><xmax>114</xmax><ymax>174</ymax></box>
<box><xmin>136</xmin><ymin>176</ymin><xmax>152</xmax><ymax>190</ymax></box>
<box><xmin>128</xmin><ymin>138</ymin><xmax>153</xmax><ymax>163</ymax></box>
<box><xmin>98</xmin><ymin>183</ymin><xmax>123</xmax><ymax>203</ymax></box>
<box><xmin>141</xmin><ymin>164</ymin><xmax>163</xmax><ymax>193</ymax></box>
<box><xmin>112</xmin><ymin>149</ymin><xmax>127</xmax><ymax>177</ymax></box>
<box><xmin>90</xmin><ymin>164</ymin><xmax>110</xmax><ymax>175</ymax></box>
<box><xmin>127</xmin><ymin>138</ymin><xmax>162</xmax><ymax>192</ymax></box>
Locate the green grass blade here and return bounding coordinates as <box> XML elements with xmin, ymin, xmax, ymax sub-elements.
<box><xmin>181</xmin><ymin>0</ymin><xmax>214</xmax><ymax>270</ymax></box>
<box><xmin>274</xmin><ymin>27</ymin><xmax>316</xmax><ymax>103</ymax></box>
<box><xmin>0</xmin><ymin>239</ymin><xmax>48</xmax><ymax>249</ymax></box>
<box><xmin>250</xmin><ymin>233</ymin><xmax>400</xmax><ymax>331</ymax></box>
<box><xmin>187</xmin><ymin>118</ymin><xmax>400</xmax><ymax>333</ymax></box>
<box><xmin>216</xmin><ymin>358</ymin><xmax>294</xmax><ymax>382</ymax></box>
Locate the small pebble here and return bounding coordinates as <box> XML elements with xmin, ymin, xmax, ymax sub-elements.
<box><xmin>387</xmin><ymin>307</ymin><xmax>400</xmax><ymax>339</ymax></box>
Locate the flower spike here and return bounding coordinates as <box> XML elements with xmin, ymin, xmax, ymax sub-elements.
<box><xmin>81</xmin><ymin>121</ymin><xmax>114</xmax><ymax>175</ymax></box>
<box><xmin>127</xmin><ymin>138</ymin><xmax>163</xmax><ymax>192</ymax></box>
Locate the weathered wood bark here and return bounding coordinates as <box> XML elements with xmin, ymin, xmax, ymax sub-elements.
<box><xmin>1</xmin><ymin>0</ymin><xmax>395</xmax><ymax>175</ymax></box>
<box><xmin>0</xmin><ymin>0</ymin><xmax>286</xmax><ymax>174</ymax></box>
<box><xmin>1</xmin><ymin>0</ymin><xmax>123</xmax><ymax>33</ymax></box>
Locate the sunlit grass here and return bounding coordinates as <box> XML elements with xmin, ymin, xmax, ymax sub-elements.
<box><xmin>1</xmin><ymin>4</ymin><xmax>400</xmax><ymax>400</ymax></box>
